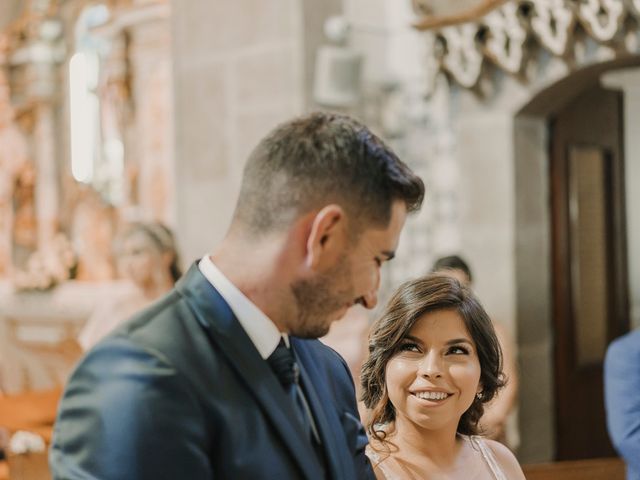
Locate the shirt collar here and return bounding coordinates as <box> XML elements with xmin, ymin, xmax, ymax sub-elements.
<box><xmin>198</xmin><ymin>255</ymin><xmax>285</xmax><ymax>359</ymax></box>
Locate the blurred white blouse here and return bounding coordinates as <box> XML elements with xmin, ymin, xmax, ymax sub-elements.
<box><xmin>77</xmin><ymin>281</ymin><xmax>149</xmax><ymax>351</ymax></box>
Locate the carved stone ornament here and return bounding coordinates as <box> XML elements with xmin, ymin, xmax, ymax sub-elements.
<box><xmin>482</xmin><ymin>2</ymin><xmax>527</xmax><ymax>73</ymax></box>
<box><xmin>413</xmin><ymin>0</ymin><xmax>640</xmax><ymax>90</ymax></box>
<box><xmin>529</xmin><ymin>0</ymin><xmax>575</xmax><ymax>56</ymax></box>
<box><xmin>577</xmin><ymin>0</ymin><xmax>626</xmax><ymax>42</ymax></box>
<box><xmin>438</xmin><ymin>24</ymin><xmax>484</xmax><ymax>88</ymax></box>
<box><xmin>626</xmin><ymin>0</ymin><xmax>640</xmax><ymax>16</ymax></box>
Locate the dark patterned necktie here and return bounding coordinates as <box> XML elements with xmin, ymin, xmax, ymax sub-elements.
<box><xmin>267</xmin><ymin>339</ymin><xmax>317</xmax><ymax>444</ymax></box>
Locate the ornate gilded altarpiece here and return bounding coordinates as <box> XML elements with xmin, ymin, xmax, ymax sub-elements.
<box><xmin>0</xmin><ymin>0</ymin><xmax>172</xmax><ymax>290</ymax></box>
<box><xmin>0</xmin><ymin>0</ymin><xmax>172</xmax><ymax>392</ymax></box>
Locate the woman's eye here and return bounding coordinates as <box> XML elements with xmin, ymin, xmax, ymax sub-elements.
<box><xmin>398</xmin><ymin>342</ymin><xmax>420</xmax><ymax>353</ymax></box>
<box><xmin>447</xmin><ymin>345</ymin><xmax>469</xmax><ymax>355</ymax></box>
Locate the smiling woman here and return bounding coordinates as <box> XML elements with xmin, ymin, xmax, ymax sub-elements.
<box><xmin>361</xmin><ymin>275</ymin><xmax>525</xmax><ymax>479</ymax></box>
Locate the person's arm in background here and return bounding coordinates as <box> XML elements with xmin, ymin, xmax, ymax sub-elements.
<box><xmin>604</xmin><ymin>331</ymin><xmax>640</xmax><ymax>476</ymax></box>
<box><xmin>480</xmin><ymin>322</ymin><xmax>518</xmax><ymax>444</ymax></box>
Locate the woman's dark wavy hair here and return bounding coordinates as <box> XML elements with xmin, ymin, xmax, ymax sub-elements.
<box><xmin>360</xmin><ymin>274</ymin><xmax>505</xmax><ymax>442</ymax></box>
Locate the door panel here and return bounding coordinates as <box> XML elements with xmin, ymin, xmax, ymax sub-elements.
<box><xmin>569</xmin><ymin>146</ymin><xmax>610</xmax><ymax>368</ymax></box>
<box><xmin>550</xmin><ymin>85</ymin><xmax>629</xmax><ymax>460</ymax></box>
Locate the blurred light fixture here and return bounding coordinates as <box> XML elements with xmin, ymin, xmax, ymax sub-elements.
<box><xmin>313</xmin><ymin>16</ymin><xmax>363</xmax><ymax>108</ymax></box>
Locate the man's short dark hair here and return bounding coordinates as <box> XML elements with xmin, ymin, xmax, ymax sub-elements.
<box><xmin>233</xmin><ymin>112</ymin><xmax>425</xmax><ymax>235</ymax></box>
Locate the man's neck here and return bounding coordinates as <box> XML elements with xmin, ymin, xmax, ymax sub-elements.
<box><xmin>210</xmin><ymin>236</ymin><xmax>292</xmax><ymax>332</ymax></box>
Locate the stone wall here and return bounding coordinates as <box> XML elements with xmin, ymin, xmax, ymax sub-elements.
<box><xmin>171</xmin><ymin>0</ymin><xmax>305</xmax><ymax>263</ymax></box>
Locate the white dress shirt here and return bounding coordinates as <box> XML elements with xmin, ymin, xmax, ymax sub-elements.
<box><xmin>198</xmin><ymin>255</ymin><xmax>285</xmax><ymax>359</ymax></box>
<box><xmin>199</xmin><ymin>255</ymin><xmax>320</xmax><ymax>442</ymax></box>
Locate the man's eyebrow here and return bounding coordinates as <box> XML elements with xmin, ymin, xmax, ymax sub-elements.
<box><xmin>381</xmin><ymin>250</ymin><xmax>395</xmax><ymax>261</ymax></box>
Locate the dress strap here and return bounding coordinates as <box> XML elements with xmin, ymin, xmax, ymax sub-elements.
<box><xmin>365</xmin><ymin>446</ymin><xmax>400</xmax><ymax>480</ymax></box>
<box><xmin>467</xmin><ymin>436</ymin><xmax>508</xmax><ymax>480</ymax></box>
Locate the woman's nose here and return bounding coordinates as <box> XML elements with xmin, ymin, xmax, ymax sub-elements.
<box><xmin>418</xmin><ymin>351</ymin><xmax>443</xmax><ymax>378</ymax></box>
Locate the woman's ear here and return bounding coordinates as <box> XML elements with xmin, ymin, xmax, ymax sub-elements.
<box><xmin>305</xmin><ymin>204</ymin><xmax>348</xmax><ymax>270</ymax></box>
<box><xmin>476</xmin><ymin>383</ymin><xmax>484</xmax><ymax>399</ymax></box>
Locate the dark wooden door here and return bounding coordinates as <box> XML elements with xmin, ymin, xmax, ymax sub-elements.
<box><xmin>549</xmin><ymin>85</ymin><xmax>629</xmax><ymax>460</ymax></box>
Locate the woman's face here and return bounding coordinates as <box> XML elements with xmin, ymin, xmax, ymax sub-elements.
<box><xmin>118</xmin><ymin>231</ymin><xmax>162</xmax><ymax>288</ymax></box>
<box><xmin>385</xmin><ymin>309</ymin><xmax>481</xmax><ymax>433</ymax></box>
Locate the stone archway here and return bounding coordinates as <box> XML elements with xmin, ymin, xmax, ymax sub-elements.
<box><xmin>446</xmin><ymin>56</ymin><xmax>640</xmax><ymax>464</ymax></box>
<box><xmin>407</xmin><ymin>0</ymin><xmax>640</xmax><ymax>462</ymax></box>
<box><xmin>514</xmin><ymin>57</ymin><xmax>640</xmax><ymax>461</ymax></box>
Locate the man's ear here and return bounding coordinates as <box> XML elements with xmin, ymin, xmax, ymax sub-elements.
<box><xmin>305</xmin><ymin>205</ymin><xmax>348</xmax><ymax>270</ymax></box>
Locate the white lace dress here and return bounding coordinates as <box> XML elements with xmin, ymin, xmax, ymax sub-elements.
<box><xmin>366</xmin><ymin>435</ymin><xmax>508</xmax><ymax>480</ymax></box>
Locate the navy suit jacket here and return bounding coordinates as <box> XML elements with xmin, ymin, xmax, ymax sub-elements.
<box><xmin>605</xmin><ymin>329</ymin><xmax>640</xmax><ymax>480</ymax></box>
<box><xmin>50</xmin><ymin>264</ymin><xmax>374</xmax><ymax>480</ymax></box>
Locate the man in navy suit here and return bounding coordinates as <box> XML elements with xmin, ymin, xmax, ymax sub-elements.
<box><xmin>605</xmin><ymin>329</ymin><xmax>640</xmax><ymax>480</ymax></box>
<box><xmin>50</xmin><ymin>112</ymin><xmax>424</xmax><ymax>479</ymax></box>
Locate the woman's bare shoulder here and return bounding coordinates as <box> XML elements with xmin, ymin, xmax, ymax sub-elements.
<box><xmin>366</xmin><ymin>443</ymin><xmax>393</xmax><ymax>480</ymax></box>
<box><xmin>484</xmin><ymin>439</ymin><xmax>526</xmax><ymax>479</ymax></box>
<box><xmin>371</xmin><ymin>464</ymin><xmax>389</xmax><ymax>480</ymax></box>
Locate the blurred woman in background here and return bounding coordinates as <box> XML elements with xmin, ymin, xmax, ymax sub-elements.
<box><xmin>77</xmin><ymin>221</ymin><xmax>181</xmax><ymax>350</ymax></box>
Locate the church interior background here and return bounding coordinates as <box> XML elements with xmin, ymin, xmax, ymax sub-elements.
<box><xmin>1</xmin><ymin>0</ymin><xmax>639</xmax><ymax>475</ymax></box>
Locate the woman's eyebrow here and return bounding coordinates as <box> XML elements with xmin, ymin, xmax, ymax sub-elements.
<box><xmin>402</xmin><ymin>334</ymin><xmax>422</xmax><ymax>343</ymax></box>
<box><xmin>445</xmin><ymin>338</ymin><xmax>474</xmax><ymax>346</ymax></box>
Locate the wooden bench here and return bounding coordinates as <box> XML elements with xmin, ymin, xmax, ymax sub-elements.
<box><xmin>0</xmin><ymin>388</ymin><xmax>61</xmax><ymax>480</ymax></box>
<box><xmin>0</xmin><ymin>388</ymin><xmax>61</xmax><ymax>443</ymax></box>
<box><xmin>523</xmin><ymin>457</ymin><xmax>626</xmax><ymax>480</ymax></box>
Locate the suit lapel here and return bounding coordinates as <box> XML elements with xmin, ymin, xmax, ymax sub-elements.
<box><xmin>293</xmin><ymin>338</ymin><xmax>356</xmax><ymax>480</ymax></box>
<box><xmin>176</xmin><ymin>265</ymin><xmax>323</xmax><ymax>480</ymax></box>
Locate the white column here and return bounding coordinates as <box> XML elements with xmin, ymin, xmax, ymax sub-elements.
<box><xmin>21</xmin><ymin>34</ymin><xmax>64</xmax><ymax>254</ymax></box>
<box><xmin>34</xmin><ymin>101</ymin><xmax>58</xmax><ymax>251</ymax></box>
